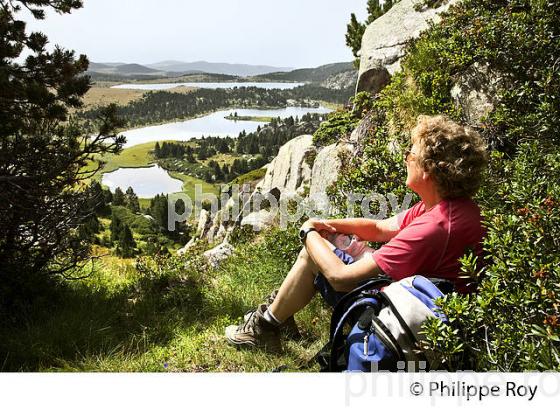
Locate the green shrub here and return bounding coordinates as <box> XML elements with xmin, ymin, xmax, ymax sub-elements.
<box><xmin>333</xmin><ymin>0</ymin><xmax>560</xmax><ymax>370</ymax></box>
<box><xmin>423</xmin><ymin>141</ymin><xmax>560</xmax><ymax>371</ymax></box>
<box><xmin>382</xmin><ymin>0</ymin><xmax>560</xmax><ymax>148</ymax></box>
<box><xmin>312</xmin><ymin>92</ymin><xmax>376</xmax><ymax>147</ymax></box>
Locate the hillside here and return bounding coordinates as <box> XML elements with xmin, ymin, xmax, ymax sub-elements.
<box><xmin>87</xmin><ymin>62</ymin><xmax>168</xmax><ymax>77</ymax></box>
<box><xmin>252</xmin><ymin>62</ymin><xmax>354</xmax><ymax>83</ymax></box>
<box><xmin>116</xmin><ymin>63</ymin><xmax>161</xmax><ymax>75</ymax></box>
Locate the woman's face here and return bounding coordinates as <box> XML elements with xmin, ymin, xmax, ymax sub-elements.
<box><xmin>405</xmin><ymin>143</ymin><xmax>423</xmax><ymax>191</ymax></box>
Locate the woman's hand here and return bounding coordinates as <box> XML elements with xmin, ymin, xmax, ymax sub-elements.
<box><xmin>301</xmin><ymin>218</ymin><xmax>337</xmax><ymax>234</ymax></box>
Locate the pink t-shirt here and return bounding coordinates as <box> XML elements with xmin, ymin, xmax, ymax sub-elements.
<box><xmin>371</xmin><ymin>198</ymin><xmax>485</xmax><ymax>293</ymax></box>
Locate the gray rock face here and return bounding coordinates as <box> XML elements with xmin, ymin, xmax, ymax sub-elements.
<box><xmin>195</xmin><ymin>209</ymin><xmax>211</xmax><ymax>238</ymax></box>
<box><xmin>203</xmin><ymin>241</ymin><xmax>234</xmax><ymax>269</ymax></box>
<box><xmin>357</xmin><ymin>0</ymin><xmax>458</xmax><ymax>94</ymax></box>
<box><xmin>310</xmin><ymin>143</ymin><xmax>353</xmax><ymax>196</ymax></box>
<box><xmin>349</xmin><ymin>111</ymin><xmax>378</xmax><ymax>145</ymax></box>
<box><xmin>240</xmin><ymin>210</ymin><xmax>276</xmax><ymax>232</ymax></box>
<box><xmin>451</xmin><ymin>63</ymin><xmax>499</xmax><ymax>127</ymax></box>
<box><xmin>257</xmin><ymin>134</ymin><xmax>315</xmax><ymax>193</ymax></box>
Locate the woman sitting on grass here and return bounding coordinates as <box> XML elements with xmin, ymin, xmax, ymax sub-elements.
<box><xmin>225</xmin><ymin>115</ymin><xmax>488</xmax><ymax>353</ymax></box>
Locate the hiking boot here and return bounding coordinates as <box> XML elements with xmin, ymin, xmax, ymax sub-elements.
<box><xmin>243</xmin><ymin>290</ymin><xmax>302</xmax><ymax>340</ymax></box>
<box><xmin>225</xmin><ymin>304</ymin><xmax>282</xmax><ymax>353</ymax></box>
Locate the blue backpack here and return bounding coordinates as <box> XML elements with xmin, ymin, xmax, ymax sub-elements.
<box><xmin>324</xmin><ymin>275</ymin><xmax>450</xmax><ymax>372</ymax></box>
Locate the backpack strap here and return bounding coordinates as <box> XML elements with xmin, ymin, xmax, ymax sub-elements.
<box><xmin>370</xmin><ymin>312</ymin><xmax>406</xmax><ymax>363</ymax></box>
<box><xmin>377</xmin><ymin>289</ymin><xmax>431</xmax><ymax>368</ymax></box>
<box><xmin>329</xmin><ymin>297</ymin><xmax>379</xmax><ymax>371</ymax></box>
<box><xmin>329</xmin><ymin>277</ymin><xmax>393</xmax><ymax>337</ymax></box>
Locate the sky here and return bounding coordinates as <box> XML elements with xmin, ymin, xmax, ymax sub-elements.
<box><xmin>22</xmin><ymin>0</ymin><xmax>369</xmax><ymax>69</ymax></box>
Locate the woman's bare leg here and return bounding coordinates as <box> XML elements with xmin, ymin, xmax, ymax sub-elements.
<box><xmin>267</xmin><ymin>246</ymin><xmax>320</xmax><ymax>322</ymax></box>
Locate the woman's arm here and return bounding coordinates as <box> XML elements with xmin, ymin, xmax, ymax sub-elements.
<box><xmin>310</xmin><ymin>215</ymin><xmax>401</xmax><ymax>243</ymax></box>
<box><xmin>302</xmin><ymin>223</ymin><xmax>385</xmax><ymax>292</ymax></box>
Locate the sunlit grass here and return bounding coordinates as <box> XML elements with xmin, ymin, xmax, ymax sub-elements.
<box><xmin>0</xmin><ymin>227</ymin><xmax>330</xmax><ymax>372</ymax></box>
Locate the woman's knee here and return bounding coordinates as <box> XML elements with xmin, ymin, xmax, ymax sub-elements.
<box><xmin>297</xmin><ymin>246</ymin><xmax>318</xmax><ymax>270</ymax></box>
<box><xmin>298</xmin><ymin>246</ymin><xmax>310</xmax><ymax>260</ymax></box>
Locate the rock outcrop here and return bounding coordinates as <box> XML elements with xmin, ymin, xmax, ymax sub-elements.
<box><xmin>195</xmin><ymin>209</ymin><xmax>211</xmax><ymax>238</ymax></box>
<box><xmin>256</xmin><ymin>134</ymin><xmax>315</xmax><ymax>194</ymax></box>
<box><xmin>451</xmin><ymin>63</ymin><xmax>500</xmax><ymax>127</ymax></box>
<box><xmin>240</xmin><ymin>209</ymin><xmax>276</xmax><ymax>232</ymax></box>
<box><xmin>357</xmin><ymin>0</ymin><xmax>458</xmax><ymax>94</ymax></box>
<box><xmin>203</xmin><ymin>241</ymin><xmax>234</xmax><ymax>269</ymax></box>
<box><xmin>309</xmin><ymin>143</ymin><xmax>353</xmax><ymax>196</ymax></box>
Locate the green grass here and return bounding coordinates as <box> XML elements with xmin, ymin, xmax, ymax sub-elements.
<box><xmin>102</xmin><ymin>142</ymin><xmax>158</xmax><ymax>174</ymax></box>
<box><xmin>0</xmin><ymin>226</ymin><xmax>330</xmax><ymax>371</ymax></box>
<box><xmin>229</xmin><ymin>167</ymin><xmax>267</xmax><ymax>186</ymax></box>
<box><xmin>168</xmin><ymin>171</ymin><xmax>219</xmax><ymax>199</ymax></box>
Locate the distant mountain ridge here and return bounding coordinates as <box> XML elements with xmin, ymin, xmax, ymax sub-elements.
<box><xmin>146</xmin><ymin>60</ymin><xmax>293</xmax><ymax>77</ymax></box>
<box><xmin>88</xmin><ymin>62</ymin><xmax>168</xmax><ymax>77</ymax></box>
<box><xmin>86</xmin><ymin>60</ymin><xmax>356</xmax><ymax>85</ymax></box>
<box><xmin>87</xmin><ymin>60</ymin><xmax>293</xmax><ymax>77</ymax></box>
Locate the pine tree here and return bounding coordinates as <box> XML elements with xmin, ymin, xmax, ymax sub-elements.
<box><xmin>154</xmin><ymin>142</ymin><xmax>161</xmax><ymax>158</ymax></box>
<box><xmin>383</xmin><ymin>0</ymin><xmax>394</xmax><ymax>13</ymax></box>
<box><xmin>0</xmin><ymin>1</ymin><xmax>125</xmax><ymax>296</ymax></box>
<box><xmin>110</xmin><ymin>212</ymin><xmax>123</xmax><ymax>243</ymax></box>
<box><xmin>148</xmin><ymin>194</ymin><xmax>168</xmax><ymax>232</ymax></box>
<box><xmin>117</xmin><ymin>225</ymin><xmax>136</xmax><ymax>258</ymax></box>
<box><xmin>346</xmin><ymin>13</ymin><xmax>366</xmax><ymax>60</ymax></box>
<box><xmin>112</xmin><ymin>187</ymin><xmax>126</xmax><ymax>206</ymax></box>
<box><xmin>366</xmin><ymin>0</ymin><xmax>384</xmax><ymax>23</ymax></box>
<box><xmin>345</xmin><ymin>1</ymin><xmax>398</xmax><ymax>65</ymax></box>
<box><xmin>125</xmin><ymin>186</ymin><xmax>140</xmax><ymax>213</ymax></box>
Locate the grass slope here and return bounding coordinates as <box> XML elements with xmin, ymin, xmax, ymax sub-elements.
<box><xmin>0</xmin><ymin>227</ymin><xmax>330</xmax><ymax>371</ymax></box>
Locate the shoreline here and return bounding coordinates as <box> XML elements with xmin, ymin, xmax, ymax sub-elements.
<box><xmin>114</xmin><ymin>104</ymin><xmax>288</xmax><ymax>134</ymax></box>
<box><xmin>113</xmin><ymin>102</ymin><xmax>328</xmax><ymax>135</ymax></box>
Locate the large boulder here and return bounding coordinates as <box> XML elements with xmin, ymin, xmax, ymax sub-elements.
<box><xmin>240</xmin><ymin>209</ymin><xmax>276</xmax><ymax>232</ymax></box>
<box><xmin>357</xmin><ymin>0</ymin><xmax>459</xmax><ymax>94</ymax></box>
<box><xmin>309</xmin><ymin>142</ymin><xmax>353</xmax><ymax>196</ymax></box>
<box><xmin>203</xmin><ymin>241</ymin><xmax>234</xmax><ymax>269</ymax></box>
<box><xmin>257</xmin><ymin>134</ymin><xmax>315</xmax><ymax>193</ymax></box>
<box><xmin>451</xmin><ymin>63</ymin><xmax>500</xmax><ymax>127</ymax></box>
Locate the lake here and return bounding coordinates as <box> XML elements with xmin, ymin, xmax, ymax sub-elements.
<box><xmin>121</xmin><ymin>106</ymin><xmax>332</xmax><ymax>147</ymax></box>
<box><xmin>111</xmin><ymin>82</ymin><xmax>305</xmax><ymax>91</ymax></box>
<box><xmin>102</xmin><ymin>165</ymin><xmax>183</xmax><ymax>198</ymax></box>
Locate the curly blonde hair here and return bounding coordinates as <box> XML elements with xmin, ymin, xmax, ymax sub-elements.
<box><xmin>411</xmin><ymin>115</ymin><xmax>488</xmax><ymax>199</ymax></box>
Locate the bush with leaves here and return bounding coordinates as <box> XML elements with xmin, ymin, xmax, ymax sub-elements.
<box><xmin>312</xmin><ymin>92</ymin><xmax>376</xmax><ymax>147</ymax></box>
<box><xmin>423</xmin><ymin>141</ymin><xmax>560</xmax><ymax>371</ymax></box>
<box><xmin>379</xmin><ymin>0</ymin><xmax>560</xmax><ymax>149</ymax></box>
<box><xmin>335</xmin><ymin>0</ymin><xmax>560</xmax><ymax>370</ymax></box>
